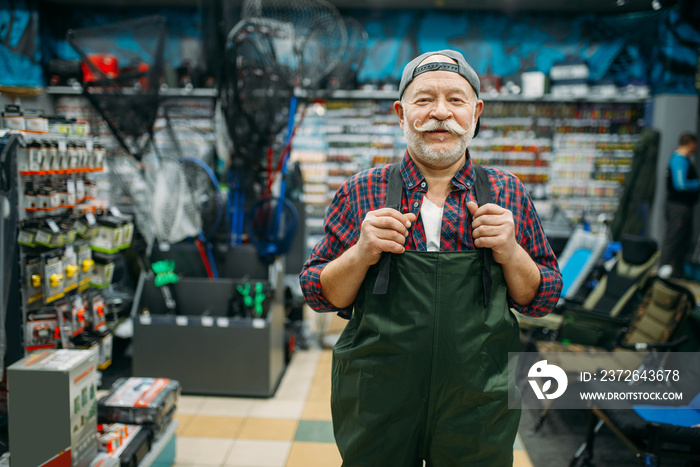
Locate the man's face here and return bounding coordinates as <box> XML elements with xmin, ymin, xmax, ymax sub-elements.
<box><xmin>395</xmin><ymin>55</ymin><xmax>483</xmax><ymax>169</ymax></box>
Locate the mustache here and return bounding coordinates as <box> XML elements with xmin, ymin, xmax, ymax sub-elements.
<box><xmin>413</xmin><ymin>118</ymin><xmax>468</xmax><ymax>136</ymax></box>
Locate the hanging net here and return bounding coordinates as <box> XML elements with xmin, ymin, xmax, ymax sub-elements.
<box><xmin>66</xmin><ymin>15</ymin><xmax>167</xmax><ymax>161</ymax></box>
<box><xmin>325</xmin><ymin>16</ymin><xmax>368</xmax><ymax>90</ymax></box>
<box><xmin>240</xmin><ymin>0</ymin><xmax>348</xmax><ymax>91</ymax></box>
<box><xmin>222</xmin><ymin>17</ymin><xmax>294</xmax><ymax>167</ymax></box>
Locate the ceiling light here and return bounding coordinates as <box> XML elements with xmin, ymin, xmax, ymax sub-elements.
<box><xmin>616</xmin><ymin>0</ymin><xmax>625</xmax><ymax>5</ymax></box>
<box><xmin>651</xmin><ymin>0</ymin><xmax>661</xmax><ymax>9</ymax></box>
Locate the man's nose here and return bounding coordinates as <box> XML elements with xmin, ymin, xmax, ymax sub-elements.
<box><xmin>430</xmin><ymin>98</ymin><xmax>451</xmax><ymax>120</ymax></box>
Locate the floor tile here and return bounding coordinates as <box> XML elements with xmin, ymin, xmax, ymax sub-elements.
<box><xmin>175</xmin><ymin>436</ymin><xmax>234</xmax><ymax>465</ymax></box>
<box><xmin>299</xmin><ymin>350</ymin><xmax>332</xmax><ymax>420</ymax></box>
<box><xmin>248</xmin><ymin>399</ymin><xmax>305</xmax><ymax>419</ymax></box>
<box><xmin>199</xmin><ymin>396</ymin><xmax>256</xmax><ymax>417</ymax></box>
<box><xmin>514</xmin><ymin>433</ymin><xmax>524</xmax><ymax>450</ymax></box>
<box><xmin>513</xmin><ymin>449</ymin><xmax>534</xmax><ymax>467</ymax></box>
<box><xmin>300</xmin><ymin>398</ymin><xmax>332</xmax><ymax>421</ymax></box>
<box><xmin>285</xmin><ymin>355</ymin><xmax>321</xmax><ymax>370</ymax></box>
<box><xmin>180</xmin><ymin>415</ymin><xmax>246</xmax><ymax>439</ymax></box>
<box><xmin>285</xmin><ymin>441</ymin><xmax>342</xmax><ymax>467</ymax></box>
<box><xmin>238</xmin><ymin>418</ymin><xmax>299</xmax><ymax>441</ymax></box>
<box><xmin>305</xmin><ymin>384</ymin><xmax>331</xmax><ymax>402</ymax></box>
<box><xmin>294</xmin><ymin>420</ymin><xmax>335</xmax><ymax>443</ymax></box>
<box><xmin>273</xmin><ymin>379</ymin><xmax>312</xmax><ymax>403</ymax></box>
<box><xmin>290</xmin><ymin>347</ymin><xmax>322</xmax><ymax>364</ymax></box>
<box><xmin>177</xmin><ymin>395</ymin><xmax>206</xmax><ymax>415</ymax></box>
<box><xmin>224</xmin><ymin>439</ymin><xmax>292</xmax><ymax>466</ymax></box>
<box><xmin>311</xmin><ymin>367</ymin><xmax>331</xmax><ymax>391</ymax></box>
<box><xmin>173</xmin><ymin>413</ymin><xmax>193</xmax><ymax>435</ymax></box>
<box><xmin>302</xmin><ymin>404</ymin><xmax>331</xmax><ymax>419</ymax></box>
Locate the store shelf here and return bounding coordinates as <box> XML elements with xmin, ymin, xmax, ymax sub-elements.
<box><xmin>47</xmin><ymin>86</ymin><xmax>647</xmax><ymax>103</ymax></box>
<box><xmin>46</xmin><ymin>86</ymin><xmax>218</xmax><ymax>98</ymax></box>
<box><xmin>37</xmin><ymin>0</ymin><xmax>658</xmax><ymax>12</ymax></box>
<box><xmin>320</xmin><ymin>89</ymin><xmax>648</xmax><ymax>103</ymax></box>
<box><xmin>139</xmin><ymin>419</ymin><xmax>178</xmax><ymax>467</ymax></box>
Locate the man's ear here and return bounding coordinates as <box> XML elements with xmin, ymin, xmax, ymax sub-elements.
<box><xmin>474</xmin><ymin>99</ymin><xmax>484</xmax><ymax>120</ymax></box>
<box><xmin>394</xmin><ymin>100</ymin><xmax>405</xmax><ymax>130</ymax></box>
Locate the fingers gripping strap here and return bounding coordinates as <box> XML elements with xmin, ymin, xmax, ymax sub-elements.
<box><xmin>372</xmin><ymin>163</ymin><xmax>494</xmax><ymax>306</ymax></box>
<box><xmin>373</xmin><ymin>163</ymin><xmax>403</xmax><ymax>295</ymax></box>
<box><xmin>473</xmin><ymin>165</ymin><xmax>494</xmax><ymax>307</ymax></box>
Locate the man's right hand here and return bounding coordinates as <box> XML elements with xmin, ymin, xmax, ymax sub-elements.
<box><xmin>354</xmin><ymin>208</ymin><xmax>417</xmax><ymax>266</ymax></box>
<box><xmin>320</xmin><ymin>208</ymin><xmax>416</xmax><ymax>309</ymax></box>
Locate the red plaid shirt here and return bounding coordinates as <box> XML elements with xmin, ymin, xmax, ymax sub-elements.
<box><xmin>300</xmin><ymin>152</ymin><xmax>562</xmax><ymax>318</ymax></box>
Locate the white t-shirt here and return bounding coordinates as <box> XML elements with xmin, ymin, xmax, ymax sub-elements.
<box><xmin>421</xmin><ymin>196</ymin><xmax>444</xmax><ymax>252</ymax></box>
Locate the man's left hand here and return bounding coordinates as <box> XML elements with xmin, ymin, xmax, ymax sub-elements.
<box><xmin>467</xmin><ymin>201</ymin><xmax>518</xmax><ymax>264</ymax></box>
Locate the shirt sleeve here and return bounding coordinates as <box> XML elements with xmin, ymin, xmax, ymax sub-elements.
<box><xmin>507</xmin><ymin>179</ymin><xmax>563</xmax><ymax>317</ymax></box>
<box><xmin>299</xmin><ymin>179</ymin><xmax>357</xmax><ymax>319</ymax></box>
<box><xmin>670</xmin><ymin>154</ymin><xmax>700</xmax><ymax>192</ymax></box>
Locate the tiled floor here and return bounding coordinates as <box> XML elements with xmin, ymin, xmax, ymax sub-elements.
<box><xmin>172</xmin><ymin>348</ymin><xmax>535</xmax><ymax>467</ymax></box>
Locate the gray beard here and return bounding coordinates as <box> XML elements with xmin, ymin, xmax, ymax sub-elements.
<box><xmin>404</xmin><ymin>122</ymin><xmax>474</xmax><ymax>168</ymax></box>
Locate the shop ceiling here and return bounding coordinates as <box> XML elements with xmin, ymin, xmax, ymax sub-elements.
<box><xmin>40</xmin><ymin>0</ymin><xmax>674</xmax><ymax>13</ymax></box>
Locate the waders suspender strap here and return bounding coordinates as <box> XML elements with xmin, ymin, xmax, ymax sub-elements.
<box><xmin>473</xmin><ymin>164</ymin><xmax>494</xmax><ymax>307</ymax></box>
<box><xmin>372</xmin><ymin>163</ymin><xmax>494</xmax><ymax>307</ymax></box>
<box><xmin>372</xmin><ymin>163</ymin><xmax>403</xmax><ymax>295</ymax></box>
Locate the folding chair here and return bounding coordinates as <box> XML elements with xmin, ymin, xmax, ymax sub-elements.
<box><xmin>557</xmin><ymin>228</ymin><xmax>609</xmax><ymax>302</ymax></box>
<box><xmin>518</xmin><ymin>234</ymin><xmax>659</xmax><ymax>342</ymax></box>
<box><xmin>573</xmin><ymin>404</ymin><xmax>700</xmax><ymax>467</ymax></box>
<box><xmin>528</xmin><ymin>277</ymin><xmax>694</xmax><ymax>433</ymax></box>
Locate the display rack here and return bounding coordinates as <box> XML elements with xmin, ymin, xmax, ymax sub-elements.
<box><xmin>47</xmin><ymin>86</ymin><xmax>218</xmax><ymax>98</ymax></box>
<box><xmin>472</xmin><ymin>100</ymin><xmax>644</xmax><ymax>231</ymax></box>
<box><xmin>9</xmin><ymin>127</ymin><xmax>121</xmax><ymax>370</ymax></box>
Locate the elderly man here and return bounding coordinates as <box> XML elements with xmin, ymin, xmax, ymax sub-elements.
<box><xmin>300</xmin><ymin>49</ymin><xmax>562</xmax><ymax>466</ymax></box>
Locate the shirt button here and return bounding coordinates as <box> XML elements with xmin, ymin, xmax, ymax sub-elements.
<box><xmin>420</xmin><ymin>182</ymin><xmax>427</xmax><ymax>188</ymax></box>
<box><xmin>407</xmin><ymin>182</ymin><xmax>413</xmax><ymax>188</ymax></box>
<box><xmin>413</xmin><ymin>201</ymin><xmax>420</xmax><ymax>208</ymax></box>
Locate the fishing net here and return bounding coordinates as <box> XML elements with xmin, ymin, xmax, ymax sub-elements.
<box><xmin>249</xmin><ymin>196</ymin><xmax>299</xmax><ymax>261</ymax></box>
<box><xmin>326</xmin><ymin>16</ymin><xmax>368</xmax><ymax>90</ymax></box>
<box><xmin>240</xmin><ymin>0</ymin><xmax>348</xmax><ymax>91</ymax></box>
<box><xmin>106</xmin><ymin>155</ymin><xmax>156</xmax><ymax>244</ymax></box>
<box><xmin>222</xmin><ymin>17</ymin><xmax>293</xmax><ymax>166</ymax></box>
<box><xmin>146</xmin><ymin>154</ymin><xmax>202</xmax><ymax>244</ymax></box>
<box><xmin>107</xmin><ymin>152</ymin><xmax>202</xmax><ymax>246</ymax></box>
<box><xmin>180</xmin><ymin>156</ymin><xmax>224</xmax><ymax>242</ymax></box>
<box><xmin>66</xmin><ymin>16</ymin><xmax>166</xmax><ymax>161</ymax></box>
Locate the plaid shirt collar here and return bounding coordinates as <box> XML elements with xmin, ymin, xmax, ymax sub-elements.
<box><xmin>398</xmin><ymin>150</ymin><xmax>475</xmax><ymax>192</ymax></box>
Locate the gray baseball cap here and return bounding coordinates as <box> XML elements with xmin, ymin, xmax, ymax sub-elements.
<box><xmin>398</xmin><ymin>49</ymin><xmax>480</xmax><ymax>100</ymax></box>
<box><xmin>398</xmin><ymin>49</ymin><xmax>481</xmax><ymax>136</ymax></box>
